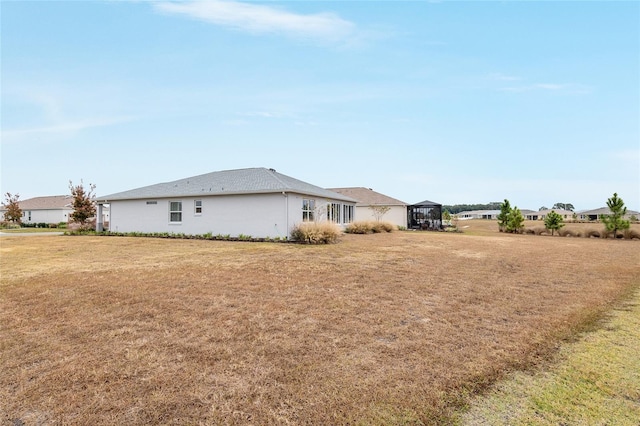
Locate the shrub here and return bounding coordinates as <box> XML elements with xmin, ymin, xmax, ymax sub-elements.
<box><xmin>371</xmin><ymin>221</ymin><xmax>395</xmax><ymax>233</ymax></box>
<box><xmin>558</xmin><ymin>228</ymin><xmax>579</xmax><ymax>237</ymax></box>
<box><xmin>584</xmin><ymin>229</ymin><xmax>601</xmax><ymax>238</ymax></box>
<box><xmin>1</xmin><ymin>221</ymin><xmax>21</xmax><ymax>229</ymax></box>
<box><xmin>379</xmin><ymin>221</ymin><xmax>396</xmax><ymax>232</ymax></box>
<box><xmin>623</xmin><ymin>228</ymin><xmax>640</xmax><ymax>240</ymax></box>
<box><xmin>345</xmin><ymin>221</ymin><xmax>395</xmax><ymax>234</ymax></box>
<box><xmin>600</xmin><ymin>229</ymin><xmax>615</xmax><ymax>239</ymax></box>
<box><xmin>532</xmin><ymin>227</ymin><xmax>547</xmax><ymax>236</ymax></box>
<box><xmin>345</xmin><ymin>221</ymin><xmax>373</xmax><ymax>234</ymax></box>
<box><xmin>290</xmin><ymin>221</ymin><xmax>341</xmax><ymax>244</ymax></box>
<box><xmin>574</xmin><ymin>229</ymin><xmax>584</xmax><ymax>237</ymax></box>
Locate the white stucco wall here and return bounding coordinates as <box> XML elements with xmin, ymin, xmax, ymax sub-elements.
<box><xmin>21</xmin><ymin>209</ymin><xmax>72</xmax><ymax>224</ymax></box>
<box><xmin>354</xmin><ymin>205</ymin><xmax>407</xmax><ymax>228</ymax></box>
<box><xmin>108</xmin><ymin>193</ymin><xmax>355</xmax><ymax>238</ymax></box>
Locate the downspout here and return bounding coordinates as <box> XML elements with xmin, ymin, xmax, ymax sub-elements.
<box><xmin>283</xmin><ymin>192</ymin><xmax>289</xmax><ymax>239</ymax></box>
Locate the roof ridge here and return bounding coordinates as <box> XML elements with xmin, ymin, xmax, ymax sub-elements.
<box><xmin>264</xmin><ymin>168</ymin><xmax>290</xmax><ymax>189</ymax></box>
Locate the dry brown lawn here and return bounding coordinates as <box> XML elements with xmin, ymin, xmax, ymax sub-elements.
<box><xmin>1</xmin><ymin>222</ymin><xmax>639</xmax><ymax>425</ymax></box>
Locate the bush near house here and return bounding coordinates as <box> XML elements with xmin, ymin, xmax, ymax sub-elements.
<box><xmin>345</xmin><ymin>221</ymin><xmax>395</xmax><ymax>234</ymax></box>
<box><xmin>290</xmin><ymin>221</ymin><xmax>342</xmax><ymax>244</ymax></box>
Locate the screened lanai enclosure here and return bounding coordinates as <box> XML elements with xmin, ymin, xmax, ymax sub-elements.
<box><xmin>408</xmin><ymin>200</ymin><xmax>443</xmax><ymax>230</ymax></box>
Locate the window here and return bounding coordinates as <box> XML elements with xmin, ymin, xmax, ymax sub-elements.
<box><xmin>194</xmin><ymin>200</ymin><xmax>202</xmax><ymax>215</ymax></box>
<box><xmin>302</xmin><ymin>199</ymin><xmax>315</xmax><ymax>222</ymax></box>
<box><xmin>343</xmin><ymin>205</ymin><xmax>354</xmax><ymax>223</ymax></box>
<box><xmin>169</xmin><ymin>201</ymin><xmax>182</xmax><ymax>223</ymax></box>
<box><xmin>328</xmin><ymin>203</ymin><xmax>341</xmax><ymax>223</ymax></box>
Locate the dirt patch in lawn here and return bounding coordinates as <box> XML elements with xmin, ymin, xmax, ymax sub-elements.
<box><xmin>1</xmin><ymin>225</ymin><xmax>639</xmax><ymax>424</ymax></box>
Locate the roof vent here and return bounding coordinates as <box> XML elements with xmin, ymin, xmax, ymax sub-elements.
<box><xmin>269</xmin><ymin>168</ymin><xmax>276</xmax><ymax>172</ymax></box>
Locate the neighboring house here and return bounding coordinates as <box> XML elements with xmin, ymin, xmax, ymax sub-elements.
<box><xmin>577</xmin><ymin>207</ymin><xmax>640</xmax><ymax>221</ymax></box>
<box><xmin>0</xmin><ymin>195</ymin><xmax>73</xmax><ymax>225</ymax></box>
<box><xmin>0</xmin><ymin>195</ymin><xmax>110</xmax><ymax>226</ymax></box>
<box><xmin>97</xmin><ymin>168</ymin><xmax>357</xmax><ymax>238</ymax></box>
<box><xmin>455</xmin><ymin>210</ymin><xmax>500</xmax><ymax>220</ymax></box>
<box><xmin>327</xmin><ymin>187</ymin><xmax>408</xmax><ymax>228</ymax></box>
<box><xmin>408</xmin><ymin>200</ymin><xmax>443</xmax><ymax>230</ymax></box>
<box><xmin>526</xmin><ymin>209</ymin><xmax>575</xmax><ymax>221</ymax></box>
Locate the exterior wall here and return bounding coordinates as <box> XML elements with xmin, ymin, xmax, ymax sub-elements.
<box><xmin>109</xmin><ymin>193</ymin><xmax>289</xmax><ymax>238</ymax></box>
<box><xmin>526</xmin><ymin>210</ymin><xmax>575</xmax><ymax>221</ymax></box>
<box><xmin>354</xmin><ymin>205</ymin><xmax>407</xmax><ymax>228</ymax></box>
<box><xmin>108</xmin><ymin>193</ymin><xmax>356</xmax><ymax>238</ymax></box>
<box><xmin>21</xmin><ymin>209</ymin><xmax>72</xmax><ymax>224</ymax></box>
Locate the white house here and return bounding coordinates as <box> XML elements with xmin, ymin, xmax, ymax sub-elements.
<box><xmin>97</xmin><ymin>168</ymin><xmax>357</xmax><ymax>239</ymax></box>
<box><xmin>327</xmin><ymin>187</ymin><xmax>408</xmax><ymax>228</ymax></box>
<box><xmin>525</xmin><ymin>209</ymin><xmax>575</xmax><ymax>221</ymax></box>
<box><xmin>455</xmin><ymin>210</ymin><xmax>501</xmax><ymax>220</ymax></box>
<box><xmin>0</xmin><ymin>195</ymin><xmax>74</xmax><ymax>225</ymax></box>
<box><xmin>577</xmin><ymin>207</ymin><xmax>640</xmax><ymax>222</ymax></box>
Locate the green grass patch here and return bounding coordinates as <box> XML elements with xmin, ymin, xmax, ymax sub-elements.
<box><xmin>0</xmin><ymin>228</ymin><xmax>64</xmax><ymax>233</ymax></box>
<box><xmin>456</xmin><ymin>287</ymin><xmax>640</xmax><ymax>425</ymax></box>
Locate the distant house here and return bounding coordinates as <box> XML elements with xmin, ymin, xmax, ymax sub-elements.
<box><xmin>0</xmin><ymin>195</ymin><xmax>110</xmax><ymax>227</ymax></box>
<box><xmin>577</xmin><ymin>207</ymin><xmax>640</xmax><ymax>222</ymax></box>
<box><xmin>97</xmin><ymin>168</ymin><xmax>357</xmax><ymax>238</ymax></box>
<box><xmin>455</xmin><ymin>210</ymin><xmax>500</xmax><ymax>220</ymax></box>
<box><xmin>526</xmin><ymin>209</ymin><xmax>575</xmax><ymax>221</ymax></box>
<box><xmin>327</xmin><ymin>187</ymin><xmax>408</xmax><ymax>228</ymax></box>
<box><xmin>408</xmin><ymin>200</ymin><xmax>443</xmax><ymax>230</ymax></box>
<box><xmin>0</xmin><ymin>195</ymin><xmax>73</xmax><ymax>225</ymax></box>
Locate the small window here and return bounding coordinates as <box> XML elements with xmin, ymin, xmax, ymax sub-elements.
<box><xmin>194</xmin><ymin>200</ymin><xmax>202</xmax><ymax>215</ymax></box>
<box><xmin>169</xmin><ymin>201</ymin><xmax>182</xmax><ymax>223</ymax></box>
<box><xmin>302</xmin><ymin>199</ymin><xmax>315</xmax><ymax>222</ymax></box>
<box><xmin>146</xmin><ymin>201</ymin><xmax>157</xmax><ymax>205</ymax></box>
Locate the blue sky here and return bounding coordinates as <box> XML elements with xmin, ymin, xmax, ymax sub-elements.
<box><xmin>2</xmin><ymin>1</ymin><xmax>638</xmax><ymax>211</ymax></box>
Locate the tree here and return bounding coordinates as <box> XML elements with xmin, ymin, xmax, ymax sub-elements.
<box><xmin>69</xmin><ymin>180</ymin><xmax>96</xmax><ymax>229</ymax></box>
<box><xmin>544</xmin><ymin>210</ymin><xmax>565</xmax><ymax>236</ymax></box>
<box><xmin>497</xmin><ymin>199</ymin><xmax>511</xmax><ymax>232</ymax></box>
<box><xmin>601</xmin><ymin>192</ymin><xmax>630</xmax><ymax>239</ymax></box>
<box><xmin>2</xmin><ymin>192</ymin><xmax>22</xmax><ymax>225</ymax></box>
<box><xmin>538</xmin><ymin>206</ymin><xmax>549</xmax><ymax>211</ymax></box>
<box><xmin>506</xmin><ymin>206</ymin><xmax>525</xmax><ymax>234</ymax></box>
<box><xmin>369</xmin><ymin>205</ymin><xmax>391</xmax><ymax>222</ymax></box>
<box><xmin>552</xmin><ymin>202</ymin><xmax>575</xmax><ymax>211</ymax></box>
<box><xmin>442</xmin><ymin>202</ymin><xmax>501</xmax><ymax>214</ymax></box>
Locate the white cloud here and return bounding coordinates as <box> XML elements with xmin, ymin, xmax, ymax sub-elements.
<box><xmin>499</xmin><ymin>82</ymin><xmax>591</xmax><ymax>94</ymax></box>
<box><xmin>1</xmin><ymin>116</ymin><xmax>136</xmax><ymax>145</ymax></box>
<box><xmin>242</xmin><ymin>111</ymin><xmax>290</xmax><ymax>118</ymax></box>
<box><xmin>154</xmin><ymin>0</ymin><xmax>356</xmax><ymax>44</ymax></box>
<box><xmin>535</xmin><ymin>83</ymin><xmax>566</xmax><ymax>90</ymax></box>
<box><xmin>487</xmin><ymin>72</ymin><xmax>521</xmax><ymax>81</ymax></box>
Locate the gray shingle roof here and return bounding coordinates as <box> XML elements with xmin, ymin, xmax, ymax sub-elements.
<box><xmin>578</xmin><ymin>207</ymin><xmax>640</xmax><ymax>216</ymax></box>
<box><xmin>99</xmin><ymin>168</ymin><xmax>356</xmax><ymax>202</ymax></box>
<box><xmin>8</xmin><ymin>195</ymin><xmax>74</xmax><ymax>210</ymax></box>
<box><xmin>328</xmin><ymin>187</ymin><xmax>407</xmax><ymax>206</ymax></box>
